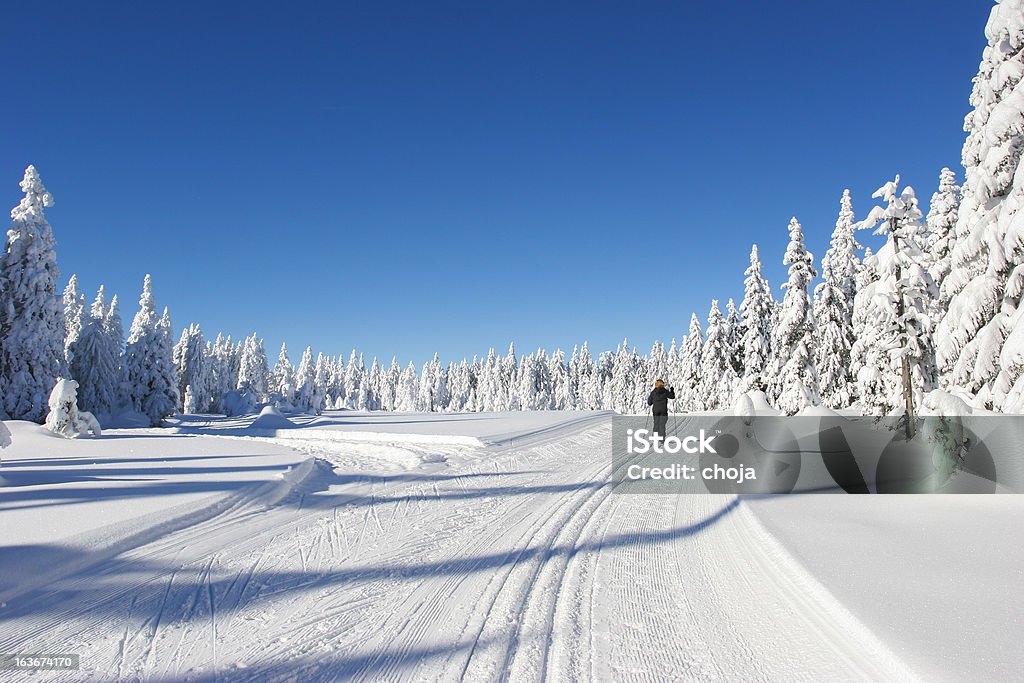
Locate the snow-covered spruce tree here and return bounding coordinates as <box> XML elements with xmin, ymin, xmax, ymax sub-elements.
<box><xmin>237</xmin><ymin>334</ymin><xmax>269</xmax><ymax>400</ymax></box>
<box><xmin>549</xmin><ymin>348</ymin><xmax>572</xmax><ymax>410</ymax></box>
<box><xmin>270</xmin><ymin>343</ymin><xmax>296</xmax><ymax>405</ymax></box>
<box><xmin>677</xmin><ymin>314</ymin><xmax>704</xmax><ymax>411</ymax></box>
<box><xmin>724</xmin><ymin>298</ymin><xmax>743</xmax><ymax>378</ymax></box>
<box><xmin>608</xmin><ymin>340</ymin><xmax>640</xmax><ymax>413</ymax></box>
<box><xmin>174</xmin><ymin>324</ymin><xmax>210</xmax><ymax>412</ymax></box>
<box><xmin>365</xmin><ymin>357</ymin><xmax>382</xmax><ymax>410</ymax></box>
<box><xmin>62</xmin><ymin>274</ymin><xmax>87</xmax><ymax>364</ymax></box>
<box><xmin>738</xmin><ymin>244</ymin><xmax>775</xmax><ymax>394</ymax></box>
<box><xmin>938</xmin><ymin>2</ymin><xmax>1024</xmax><ymax>408</ymax></box>
<box><xmin>856</xmin><ymin>177</ymin><xmax>938</xmax><ymax>417</ymax></box>
<box><xmin>925</xmin><ymin>168</ymin><xmax>960</xmax><ymax>316</ymax></box>
<box><xmin>419</xmin><ymin>352</ymin><xmax>447</xmax><ymax>411</ymax></box>
<box><xmin>574</xmin><ymin>342</ymin><xmax>602</xmax><ymax>410</ymax></box>
<box><xmin>295</xmin><ymin>346</ymin><xmax>316</xmax><ymax>411</ymax></box>
<box><xmin>813</xmin><ymin>190</ymin><xmax>860</xmax><ymax>408</ymax></box>
<box><xmin>44</xmin><ymin>378</ymin><xmax>101</xmax><ymax>438</ymax></box>
<box><xmin>103</xmin><ymin>293</ymin><xmax>127</xmax><ymax>410</ymax></box>
<box><xmin>700</xmin><ymin>301</ymin><xmax>730</xmax><ymax>410</ymax></box>
<box><xmin>851</xmin><ymin>248</ymin><xmax>894</xmax><ymax>415</ymax></box>
<box><xmin>772</xmin><ymin>218</ymin><xmax>820</xmax><ymax>414</ymax></box>
<box><xmin>124</xmin><ymin>276</ymin><xmax>178</xmax><ymax>426</ymax></box>
<box><xmin>646</xmin><ymin>340</ymin><xmax>669</xmax><ymax>399</ymax></box>
<box><xmin>395</xmin><ymin>361</ymin><xmax>420</xmax><ymax>411</ymax></box>
<box><xmin>0</xmin><ymin>166</ymin><xmax>67</xmax><ymax>421</ymax></box>
<box><xmin>70</xmin><ymin>287</ymin><xmax>122</xmax><ymax>418</ymax></box>
<box><xmin>312</xmin><ymin>352</ymin><xmax>332</xmax><ymax>413</ymax></box>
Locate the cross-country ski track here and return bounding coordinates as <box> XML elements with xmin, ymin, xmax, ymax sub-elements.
<box><xmin>0</xmin><ymin>414</ymin><xmax>920</xmax><ymax>682</ymax></box>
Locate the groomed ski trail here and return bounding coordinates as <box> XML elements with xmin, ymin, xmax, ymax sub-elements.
<box><xmin>0</xmin><ymin>415</ymin><xmax>916</xmax><ymax>682</ymax></box>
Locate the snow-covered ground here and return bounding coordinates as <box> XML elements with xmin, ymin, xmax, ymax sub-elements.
<box><xmin>0</xmin><ymin>410</ymin><xmax>1020</xmax><ymax>681</ymax></box>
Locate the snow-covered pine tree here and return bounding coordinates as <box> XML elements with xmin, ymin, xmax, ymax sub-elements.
<box><xmin>772</xmin><ymin>218</ymin><xmax>820</xmax><ymax>414</ymax></box>
<box><xmin>295</xmin><ymin>346</ymin><xmax>316</xmax><ymax>411</ymax></box>
<box><xmin>270</xmin><ymin>342</ymin><xmax>296</xmax><ymax>405</ymax></box>
<box><xmin>365</xmin><ymin>357</ymin><xmax>382</xmax><ymax>410</ymax></box>
<box><xmin>174</xmin><ymin>324</ymin><xmax>210</xmax><ymax>412</ymax></box>
<box><xmin>738</xmin><ymin>245</ymin><xmax>774</xmax><ymax>394</ymax></box>
<box><xmin>813</xmin><ymin>190</ymin><xmax>860</xmax><ymax>409</ymax></box>
<box><xmin>851</xmin><ymin>248</ymin><xmax>893</xmax><ymax>415</ymax></box>
<box><xmin>236</xmin><ymin>334</ymin><xmax>269</xmax><ymax>400</ymax></box>
<box><xmin>395</xmin><ymin>361</ymin><xmax>420</xmax><ymax>411</ymax></box>
<box><xmin>700</xmin><ymin>301</ymin><xmax>730</xmax><ymax>410</ymax></box>
<box><xmin>104</xmin><ymin>293</ymin><xmax>127</xmax><ymax>411</ymax></box>
<box><xmin>62</xmin><ymin>274</ymin><xmax>87</xmax><ymax>365</ymax></box>
<box><xmin>939</xmin><ymin>2</ymin><xmax>1024</xmax><ymax>409</ymax></box>
<box><xmin>70</xmin><ymin>287</ymin><xmax>122</xmax><ymax>418</ymax></box>
<box><xmin>0</xmin><ymin>166</ymin><xmax>67</xmax><ymax>421</ymax></box>
<box><xmin>647</xmin><ymin>341</ymin><xmax>669</xmax><ymax>400</ymax></box>
<box><xmin>925</xmin><ymin>168</ymin><xmax>961</xmax><ymax>316</ymax></box>
<box><xmin>678</xmin><ymin>313</ymin><xmax>704</xmax><ymax>411</ymax></box>
<box><xmin>124</xmin><ymin>276</ymin><xmax>178</xmax><ymax>425</ymax></box>
<box><xmin>313</xmin><ymin>352</ymin><xmax>331</xmax><ymax>414</ymax></box>
<box><xmin>724</xmin><ymin>298</ymin><xmax>743</xmax><ymax>379</ymax></box>
<box><xmin>549</xmin><ymin>348</ymin><xmax>572</xmax><ymax>410</ymax></box>
<box><xmin>856</xmin><ymin>177</ymin><xmax>938</xmax><ymax>418</ymax></box>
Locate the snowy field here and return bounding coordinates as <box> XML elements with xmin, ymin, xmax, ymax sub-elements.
<box><xmin>0</xmin><ymin>410</ymin><xmax>1021</xmax><ymax>682</ymax></box>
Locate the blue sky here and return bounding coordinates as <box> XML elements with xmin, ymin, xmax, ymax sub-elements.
<box><xmin>0</xmin><ymin>0</ymin><xmax>989</xmax><ymax>365</ymax></box>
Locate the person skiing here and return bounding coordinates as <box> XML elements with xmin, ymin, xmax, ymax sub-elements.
<box><xmin>647</xmin><ymin>379</ymin><xmax>675</xmax><ymax>438</ymax></box>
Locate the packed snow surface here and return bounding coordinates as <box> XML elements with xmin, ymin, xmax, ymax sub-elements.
<box><xmin>0</xmin><ymin>409</ymin><xmax>1020</xmax><ymax>681</ymax></box>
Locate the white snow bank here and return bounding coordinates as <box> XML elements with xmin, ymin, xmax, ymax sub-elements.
<box><xmin>733</xmin><ymin>390</ymin><xmax>783</xmax><ymax>420</ymax></box>
<box><xmin>745</xmin><ymin>495</ymin><xmax>1024</xmax><ymax>682</ymax></box>
<box><xmin>250</xmin><ymin>405</ymin><xmax>297</xmax><ymax>430</ymax></box>
<box><xmin>795</xmin><ymin>404</ymin><xmax>844</xmax><ymax>418</ymax></box>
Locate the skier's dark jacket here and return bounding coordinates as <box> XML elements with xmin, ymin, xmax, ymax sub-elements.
<box><xmin>647</xmin><ymin>386</ymin><xmax>676</xmax><ymax>415</ymax></box>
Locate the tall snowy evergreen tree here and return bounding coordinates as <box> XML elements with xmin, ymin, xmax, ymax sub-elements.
<box><xmin>62</xmin><ymin>274</ymin><xmax>87</xmax><ymax>364</ymax></box>
<box><xmin>678</xmin><ymin>314</ymin><xmax>704</xmax><ymax>411</ymax></box>
<box><xmin>925</xmin><ymin>168</ymin><xmax>961</xmax><ymax>316</ymax></box>
<box><xmin>772</xmin><ymin>218</ymin><xmax>819</xmax><ymax>414</ymax></box>
<box><xmin>700</xmin><ymin>300</ymin><xmax>730</xmax><ymax>409</ymax></box>
<box><xmin>856</xmin><ymin>177</ymin><xmax>938</xmax><ymax>416</ymax></box>
<box><xmin>939</xmin><ymin>1</ymin><xmax>1024</xmax><ymax>409</ymax></box>
<box><xmin>723</xmin><ymin>298</ymin><xmax>743</xmax><ymax>378</ymax></box>
<box><xmin>295</xmin><ymin>346</ymin><xmax>316</xmax><ymax>411</ymax></box>
<box><xmin>174</xmin><ymin>324</ymin><xmax>210</xmax><ymax>411</ymax></box>
<box><xmin>70</xmin><ymin>287</ymin><xmax>122</xmax><ymax>419</ymax></box>
<box><xmin>270</xmin><ymin>343</ymin><xmax>296</xmax><ymax>404</ymax></box>
<box><xmin>237</xmin><ymin>334</ymin><xmax>269</xmax><ymax>400</ymax></box>
<box><xmin>0</xmin><ymin>166</ymin><xmax>67</xmax><ymax>421</ymax></box>
<box><xmin>104</xmin><ymin>293</ymin><xmax>127</xmax><ymax>410</ymax></box>
<box><xmin>124</xmin><ymin>275</ymin><xmax>178</xmax><ymax>425</ymax></box>
<box><xmin>813</xmin><ymin>190</ymin><xmax>860</xmax><ymax>408</ymax></box>
<box><xmin>738</xmin><ymin>245</ymin><xmax>774</xmax><ymax>394</ymax></box>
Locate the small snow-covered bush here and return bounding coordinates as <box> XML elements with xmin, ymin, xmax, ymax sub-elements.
<box><xmin>44</xmin><ymin>378</ymin><xmax>102</xmax><ymax>438</ymax></box>
<box><xmin>0</xmin><ymin>420</ymin><xmax>10</xmax><ymax>449</ymax></box>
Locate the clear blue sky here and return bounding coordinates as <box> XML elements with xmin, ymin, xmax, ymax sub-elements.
<box><xmin>0</xmin><ymin>0</ymin><xmax>988</xmax><ymax>365</ymax></box>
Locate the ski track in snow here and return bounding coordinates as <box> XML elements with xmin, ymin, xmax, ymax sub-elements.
<box><xmin>0</xmin><ymin>415</ymin><xmax>918</xmax><ymax>682</ymax></box>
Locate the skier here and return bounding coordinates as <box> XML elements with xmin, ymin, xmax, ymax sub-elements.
<box><xmin>647</xmin><ymin>379</ymin><xmax>675</xmax><ymax>438</ymax></box>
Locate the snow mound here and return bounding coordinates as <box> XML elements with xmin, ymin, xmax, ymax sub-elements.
<box><xmin>922</xmin><ymin>389</ymin><xmax>978</xmax><ymax>416</ymax></box>
<box><xmin>733</xmin><ymin>390</ymin><xmax>782</xmax><ymax>420</ymax></box>
<box><xmin>251</xmin><ymin>406</ymin><xmax>297</xmax><ymax>430</ymax></box>
<box><xmin>796</xmin><ymin>404</ymin><xmax>844</xmax><ymax>418</ymax></box>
